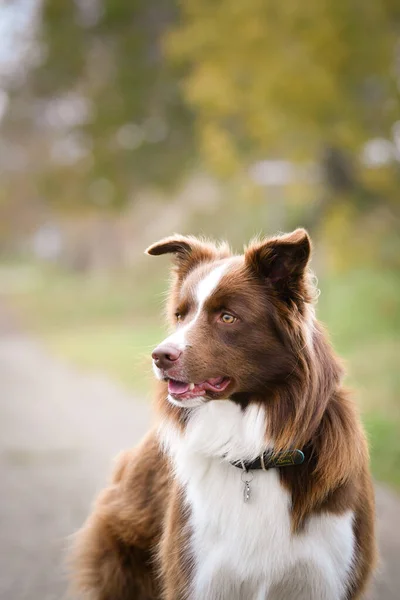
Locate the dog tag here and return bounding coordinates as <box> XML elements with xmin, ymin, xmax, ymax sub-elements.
<box><xmin>241</xmin><ymin>470</ymin><xmax>253</xmax><ymax>503</ymax></box>
<box><xmin>243</xmin><ymin>480</ymin><xmax>251</xmax><ymax>503</ymax></box>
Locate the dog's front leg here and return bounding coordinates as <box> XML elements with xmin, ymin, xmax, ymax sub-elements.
<box><xmin>70</xmin><ymin>432</ymin><xmax>168</xmax><ymax>600</ymax></box>
<box><xmin>158</xmin><ymin>483</ymin><xmax>193</xmax><ymax>600</ymax></box>
<box><xmin>70</xmin><ymin>491</ymin><xmax>159</xmax><ymax>600</ymax></box>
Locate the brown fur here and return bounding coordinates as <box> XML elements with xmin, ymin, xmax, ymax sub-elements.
<box><xmin>69</xmin><ymin>430</ymin><xmax>170</xmax><ymax>600</ymax></box>
<box><xmin>70</xmin><ymin>229</ymin><xmax>376</xmax><ymax>600</ymax></box>
<box><xmin>158</xmin><ymin>482</ymin><xmax>193</xmax><ymax>600</ymax></box>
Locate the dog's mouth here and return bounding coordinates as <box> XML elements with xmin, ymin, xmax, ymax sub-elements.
<box><xmin>167</xmin><ymin>376</ymin><xmax>231</xmax><ymax>400</ymax></box>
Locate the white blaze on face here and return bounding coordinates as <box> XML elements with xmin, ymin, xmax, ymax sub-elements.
<box><xmin>164</xmin><ymin>262</ymin><xmax>230</xmax><ymax>351</ymax></box>
<box><xmin>152</xmin><ymin>261</ymin><xmax>231</xmax><ymax>384</ymax></box>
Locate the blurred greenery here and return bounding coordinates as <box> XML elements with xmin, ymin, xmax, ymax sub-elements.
<box><xmin>4</xmin><ymin>263</ymin><xmax>166</xmax><ymax>395</ymax></box>
<box><xmin>27</xmin><ymin>0</ymin><xmax>195</xmax><ymax>207</ymax></box>
<box><xmin>1</xmin><ymin>0</ymin><xmax>399</xmax><ymax>223</ymax></box>
<box><xmin>168</xmin><ymin>0</ymin><xmax>399</xmax><ymax>160</ymax></box>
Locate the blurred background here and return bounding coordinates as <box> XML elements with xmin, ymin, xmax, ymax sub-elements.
<box><xmin>0</xmin><ymin>1</ymin><xmax>399</xmax><ymax>599</ymax></box>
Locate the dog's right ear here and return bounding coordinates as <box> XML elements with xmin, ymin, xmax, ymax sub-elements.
<box><xmin>146</xmin><ymin>234</ymin><xmax>229</xmax><ymax>277</ymax></box>
<box><xmin>146</xmin><ymin>234</ymin><xmax>196</xmax><ymax>259</ymax></box>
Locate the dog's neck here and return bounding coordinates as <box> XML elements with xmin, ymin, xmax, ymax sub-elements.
<box><xmin>160</xmin><ymin>400</ymin><xmax>276</xmax><ymax>464</ymax></box>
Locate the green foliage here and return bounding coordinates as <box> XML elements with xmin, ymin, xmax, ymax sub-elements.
<box><xmin>26</xmin><ymin>0</ymin><xmax>196</xmax><ymax>208</ymax></box>
<box><xmin>3</xmin><ymin>0</ymin><xmax>400</xmax><ymax>227</ymax></box>
<box><xmin>167</xmin><ymin>0</ymin><xmax>400</xmax><ymax>169</ymax></box>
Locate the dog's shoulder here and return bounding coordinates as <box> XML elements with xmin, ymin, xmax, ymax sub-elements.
<box><xmin>86</xmin><ymin>429</ymin><xmax>173</xmax><ymax>548</ymax></box>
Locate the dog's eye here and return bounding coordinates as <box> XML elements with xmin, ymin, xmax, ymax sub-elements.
<box><xmin>175</xmin><ymin>312</ymin><xmax>182</xmax><ymax>322</ymax></box>
<box><xmin>220</xmin><ymin>313</ymin><xmax>237</xmax><ymax>324</ymax></box>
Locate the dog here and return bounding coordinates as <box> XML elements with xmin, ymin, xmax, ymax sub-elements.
<box><xmin>71</xmin><ymin>229</ymin><xmax>376</xmax><ymax>600</ymax></box>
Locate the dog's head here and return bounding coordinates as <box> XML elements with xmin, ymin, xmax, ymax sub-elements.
<box><xmin>146</xmin><ymin>229</ymin><xmax>314</xmax><ymax>408</ymax></box>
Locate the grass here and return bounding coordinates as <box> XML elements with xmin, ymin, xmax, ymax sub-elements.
<box><xmin>46</xmin><ymin>324</ymin><xmax>162</xmax><ymax>396</ymax></box>
<box><xmin>317</xmin><ymin>269</ymin><xmax>400</xmax><ymax>489</ymax></box>
<box><xmin>0</xmin><ymin>262</ymin><xmax>166</xmax><ymax>395</ymax></box>
<box><xmin>364</xmin><ymin>413</ymin><xmax>400</xmax><ymax>489</ymax></box>
<box><xmin>1</xmin><ymin>261</ymin><xmax>399</xmax><ymax>488</ymax></box>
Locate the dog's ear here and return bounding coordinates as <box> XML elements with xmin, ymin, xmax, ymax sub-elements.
<box><xmin>245</xmin><ymin>229</ymin><xmax>311</xmax><ymax>303</ymax></box>
<box><xmin>146</xmin><ymin>235</ymin><xmax>230</xmax><ymax>277</ymax></box>
<box><xmin>146</xmin><ymin>235</ymin><xmax>198</xmax><ymax>258</ymax></box>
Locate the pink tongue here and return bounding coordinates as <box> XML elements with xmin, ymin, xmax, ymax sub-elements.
<box><xmin>168</xmin><ymin>380</ymin><xmax>190</xmax><ymax>395</ymax></box>
<box><xmin>168</xmin><ymin>377</ymin><xmax>226</xmax><ymax>396</ymax></box>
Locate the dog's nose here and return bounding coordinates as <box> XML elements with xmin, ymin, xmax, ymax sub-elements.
<box><xmin>152</xmin><ymin>344</ymin><xmax>182</xmax><ymax>370</ymax></box>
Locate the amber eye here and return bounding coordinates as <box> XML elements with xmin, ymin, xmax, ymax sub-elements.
<box><xmin>175</xmin><ymin>312</ymin><xmax>182</xmax><ymax>322</ymax></box>
<box><xmin>220</xmin><ymin>313</ymin><xmax>237</xmax><ymax>324</ymax></box>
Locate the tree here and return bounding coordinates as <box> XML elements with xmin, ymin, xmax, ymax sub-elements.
<box><xmin>3</xmin><ymin>0</ymin><xmax>195</xmax><ymax>210</ymax></box>
<box><xmin>166</xmin><ymin>0</ymin><xmax>400</xmax><ymax>209</ymax></box>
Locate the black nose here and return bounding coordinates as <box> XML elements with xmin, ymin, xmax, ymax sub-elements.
<box><xmin>152</xmin><ymin>343</ymin><xmax>182</xmax><ymax>370</ymax></box>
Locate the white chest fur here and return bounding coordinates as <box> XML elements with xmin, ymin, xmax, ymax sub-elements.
<box><xmin>160</xmin><ymin>401</ymin><xmax>355</xmax><ymax>600</ymax></box>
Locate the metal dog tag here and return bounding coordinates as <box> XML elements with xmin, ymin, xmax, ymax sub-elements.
<box><xmin>243</xmin><ymin>480</ymin><xmax>251</xmax><ymax>503</ymax></box>
<box><xmin>241</xmin><ymin>469</ymin><xmax>253</xmax><ymax>503</ymax></box>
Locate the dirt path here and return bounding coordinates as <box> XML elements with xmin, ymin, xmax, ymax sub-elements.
<box><xmin>0</xmin><ymin>333</ymin><xmax>399</xmax><ymax>599</ymax></box>
<box><xmin>0</xmin><ymin>334</ymin><xmax>151</xmax><ymax>600</ymax></box>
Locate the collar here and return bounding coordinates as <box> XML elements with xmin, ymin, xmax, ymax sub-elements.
<box><xmin>231</xmin><ymin>449</ymin><xmax>305</xmax><ymax>472</ymax></box>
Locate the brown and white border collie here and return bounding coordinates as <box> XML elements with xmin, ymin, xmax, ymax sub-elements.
<box><xmin>71</xmin><ymin>229</ymin><xmax>376</xmax><ymax>600</ymax></box>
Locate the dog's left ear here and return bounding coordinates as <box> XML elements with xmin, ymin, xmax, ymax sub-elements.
<box><xmin>245</xmin><ymin>228</ymin><xmax>311</xmax><ymax>301</ymax></box>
